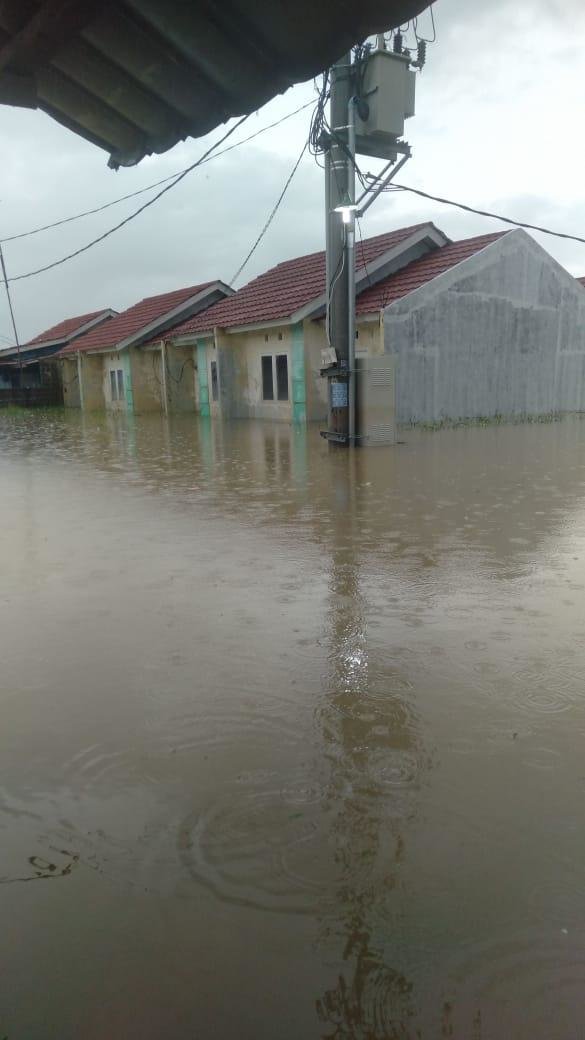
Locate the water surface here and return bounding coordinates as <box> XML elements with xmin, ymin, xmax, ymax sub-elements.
<box><xmin>1</xmin><ymin>409</ymin><xmax>585</xmax><ymax>1038</ymax></box>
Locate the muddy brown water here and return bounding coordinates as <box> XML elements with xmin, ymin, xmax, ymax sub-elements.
<box><xmin>1</xmin><ymin>409</ymin><xmax>585</xmax><ymax>1038</ymax></box>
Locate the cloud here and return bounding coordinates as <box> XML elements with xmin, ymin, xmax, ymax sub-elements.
<box><xmin>0</xmin><ymin>1</ymin><xmax>584</xmax><ymax>342</ymax></box>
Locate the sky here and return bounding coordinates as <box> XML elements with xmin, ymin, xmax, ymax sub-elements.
<box><xmin>0</xmin><ymin>0</ymin><xmax>584</xmax><ymax>344</ymax></box>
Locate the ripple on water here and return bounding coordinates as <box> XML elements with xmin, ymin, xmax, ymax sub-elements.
<box><xmin>60</xmin><ymin>742</ymin><xmax>159</xmax><ymax>790</ymax></box>
<box><xmin>442</xmin><ymin>928</ymin><xmax>585</xmax><ymax>1034</ymax></box>
<box><xmin>315</xmin><ymin>674</ymin><xmax>417</xmax><ymax>730</ymax></box>
<box><xmin>521</xmin><ymin>745</ymin><xmax>564</xmax><ymax>772</ymax></box>
<box><xmin>177</xmin><ymin>771</ymin><xmax>341</xmax><ymax>914</ymax></box>
<box><xmin>158</xmin><ymin>703</ymin><xmax>306</xmax><ymax>757</ymax></box>
<box><xmin>510</xmin><ymin>658</ymin><xmax>582</xmax><ymax>715</ymax></box>
<box><xmin>512</xmin><ymin>683</ymin><xmax>575</xmax><ymax>716</ymax></box>
<box><xmin>364</xmin><ymin>747</ymin><xmax>423</xmax><ymax>790</ymax></box>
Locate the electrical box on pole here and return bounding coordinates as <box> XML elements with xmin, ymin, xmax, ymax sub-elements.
<box><xmin>354</xmin><ymin>50</ymin><xmax>415</xmax><ymax>160</ymax></box>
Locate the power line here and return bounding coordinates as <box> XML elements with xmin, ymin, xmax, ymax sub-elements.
<box><xmin>0</xmin><ymin>244</ymin><xmax>21</xmax><ymax>356</ymax></box>
<box><xmin>356</xmin><ymin>216</ymin><xmax>373</xmax><ymax>288</ymax></box>
<box><xmin>1</xmin><ymin>100</ymin><xmax>314</xmax><ymax>246</ymax></box>
<box><xmin>6</xmin><ymin>115</ymin><xmax>251</xmax><ymax>284</ymax></box>
<box><xmin>230</xmin><ymin>139</ymin><xmax>309</xmax><ymax>286</ymax></box>
<box><xmin>390</xmin><ymin>182</ymin><xmax>585</xmax><ymax>247</ymax></box>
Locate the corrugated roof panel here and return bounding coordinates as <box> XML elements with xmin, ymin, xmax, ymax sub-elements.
<box><xmin>0</xmin><ymin>0</ymin><xmax>432</xmax><ymax>167</ymax></box>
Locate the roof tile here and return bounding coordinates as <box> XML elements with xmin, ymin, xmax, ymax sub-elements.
<box><xmin>356</xmin><ymin>231</ymin><xmax>506</xmax><ymax>314</ymax></box>
<box><xmin>168</xmin><ymin>225</ymin><xmax>431</xmax><ymax>338</ymax></box>
<box><xmin>61</xmin><ymin>282</ymin><xmax>216</xmax><ymax>355</ymax></box>
<box><xmin>25</xmin><ymin>309</ymin><xmax>112</xmax><ymax>346</ymax></box>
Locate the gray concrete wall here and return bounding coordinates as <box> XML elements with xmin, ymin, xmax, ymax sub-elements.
<box><xmin>384</xmin><ymin>229</ymin><xmax>585</xmax><ymax>424</ymax></box>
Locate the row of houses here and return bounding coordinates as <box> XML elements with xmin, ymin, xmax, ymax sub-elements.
<box><xmin>3</xmin><ymin>222</ymin><xmax>585</xmax><ymax>425</ymax></box>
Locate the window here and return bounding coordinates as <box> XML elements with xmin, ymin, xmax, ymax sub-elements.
<box><xmin>261</xmin><ymin>355</ymin><xmax>274</xmax><ymax>400</ymax></box>
<box><xmin>110</xmin><ymin>369</ymin><xmax>124</xmax><ymax>401</ymax></box>
<box><xmin>210</xmin><ymin>360</ymin><xmax>219</xmax><ymax>402</ymax></box>
<box><xmin>276</xmin><ymin>354</ymin><xmax>289</xmax><ymax>401</ymax></box>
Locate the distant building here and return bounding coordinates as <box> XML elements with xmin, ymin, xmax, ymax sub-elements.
<box><xmin>0</xmin><ymin>309</ymin><xmax>115</xmax><ymax>403</ymax></box>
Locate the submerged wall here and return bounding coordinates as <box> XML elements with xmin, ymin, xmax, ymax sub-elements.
<box><xmin>79</xmin><ymin>353</ymin><xmax>104</xmax><ymax>410</ymax></box>
<box><xmin>384</xmin><ymin>229</ymin><xmax>585</xmax><ymax>424</ymax></box>
<box><xmin>129</xmin><ymin>347</ymin><xmax>163</xmax><ymax>413</ymax></box>
<box><xmin>165</xmin><ymin>343</ymin><xmax>196</xmax><ymax>412</ymax></box>
<box><xmin>62</xmin><ymin>357</ymin><xmax>81</xmax><ymax>408</ymax></box>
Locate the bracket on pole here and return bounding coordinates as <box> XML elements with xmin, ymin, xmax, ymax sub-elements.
<box><xmin>356</xmin><ymin>148</ymin><xmax>411</xmax><ymax>218</ymax></box>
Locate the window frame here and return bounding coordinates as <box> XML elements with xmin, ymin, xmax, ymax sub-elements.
<box><xmin>116</xmin><ymin>369</ymin><xmax>124</xmax><ymax>400</ymax></box>
<box><xmin>261</xmin><ymin>354</ymin><xmax>274</xmax><ymax>401</ymax></box>
<box><xmin>110</xmin><ymin>369</ymin><xmax>118</xmax><ymax>401</ymax></box>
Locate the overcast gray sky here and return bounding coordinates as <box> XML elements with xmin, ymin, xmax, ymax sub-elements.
<box><xmin>0</xmin><ymin>0</ymin><xmax>584</xmax><ymax>344</ymax></box>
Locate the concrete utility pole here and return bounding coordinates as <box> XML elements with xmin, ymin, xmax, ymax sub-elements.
<box><xmin>323</xmin><ymin>36</ymin><xmax>417</xmax><ymax>446</ymax></box>
<box><xmin>325</xmin><ymin>52</ymin><xmax>353</xmax><ymax>443</ymax></box>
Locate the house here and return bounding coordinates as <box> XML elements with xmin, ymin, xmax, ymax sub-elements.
<box><xmin>61</xmin><ymin>280</ymin><xmax>233</xmax><ymax>412</ymax></box>
<box><xmin>160</xmin><ymin>223</ymin><xmax>448</xmax><ymax>423</ymax></box>
<box><xmin>0</xmin><ymin>308</ymin><xmax>115</xmax><ymax>403</ymax></box>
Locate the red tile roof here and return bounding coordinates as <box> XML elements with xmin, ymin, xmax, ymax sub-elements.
<box><xmin>61</xmin><ymin>282</ymin><xmax>216</xmax><ymax>355</ymax></box>
<box><xmin>356</xmin><ymin>231</ymin><xmax>507</xmax><ymax>314</ymax></box>
<box><xmin>26</xmin><ymin>309</ymin><xmax>112</xmax><ymax>346</ymax></box>
<box><xmin>168</xmin><ymin>225</ymin><xmax>432</xmax><ymax>338</ymax></box>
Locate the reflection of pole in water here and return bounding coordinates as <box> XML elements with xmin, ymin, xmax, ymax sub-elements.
<box><xmin>315</xmin><ymin>450</ymin><xmax>428</xmax><ymax>1038</ymax></box>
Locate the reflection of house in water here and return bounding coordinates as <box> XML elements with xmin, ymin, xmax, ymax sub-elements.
<box><xmin>69</xmin><ymin>412</ymin><xmax>585</xmax><ymax>574</ymax></box>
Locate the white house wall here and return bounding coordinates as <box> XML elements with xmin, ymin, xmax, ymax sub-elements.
<box><xmin>384</xmin><ymin>229</ymin><xmax>585</xmax><ymax>424</ymax></box>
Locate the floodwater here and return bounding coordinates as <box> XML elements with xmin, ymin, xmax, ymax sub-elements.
<box><xmin>2</xmin><ymin>411</ymin><xmax>585</xmax><ymax>1039</ymax></box>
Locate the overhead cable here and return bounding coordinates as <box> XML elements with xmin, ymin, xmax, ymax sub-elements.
<box><xmin>1</xmin><ymin>100</ymin><xmax>314</xmax><ymax>246</ymax></box>
<box><xmin>230</xmin><ymin>139</ymin><xmax>309</xmax><ymax>285</ymax></box>
<box><xmin>6</xmin><ymin>115</ymin><xmax>251</xmax><ymax>283</ymax></box>
<box><xmin>390</xmin><ymin>182</ymin><xmax>585</xmax><ymax>246</ymax></box>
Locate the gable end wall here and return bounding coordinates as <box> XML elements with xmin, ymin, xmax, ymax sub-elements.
<box><xmin>383</xmin><ymin>229</ymin><xmax>585</xmax><ymax>424</ymax></box>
